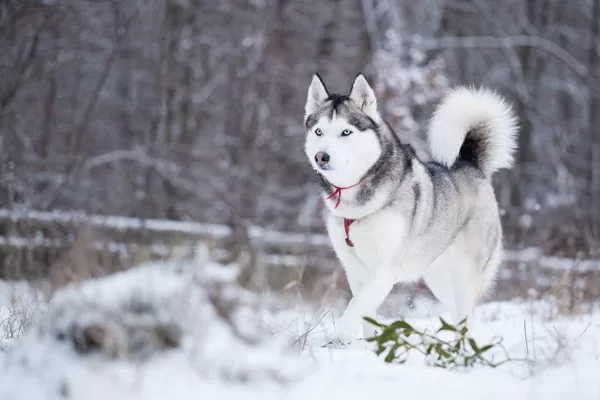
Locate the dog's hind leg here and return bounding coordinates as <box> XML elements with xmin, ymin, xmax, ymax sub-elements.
<box><xmin>424</xmin><ymin>238</ymin><xmax>501</xmax><ymax>332</ymax></box>
<box><xmin>423</xmin><ymin>246</ymin><xmax>481</xmax><ymax>330</ymax></box>
<box><xmin>453</xmin><ymin>227</ymin><xmax>503</xmax><ymax>330</ymax></box>
<box><xmin>449</xmin><ymin>259</ymin><xmax>481</xmax><ymax>330</ymax></box>
<box><xmin>422</xmin><ymin>248</ymin><xmax>459</xmax><ymax>323</ymax></box>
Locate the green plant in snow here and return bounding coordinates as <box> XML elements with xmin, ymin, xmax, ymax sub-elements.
<box><xmin>363</xmin><ymin>316</ymin><xmax>517</xmax><ymax>369</ymax></box>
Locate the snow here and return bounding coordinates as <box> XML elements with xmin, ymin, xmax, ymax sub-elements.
<box><xmin>0</xmin><ymin>255</ymin><xmax>599</xmax><ymax>399</ymax></box>
<box><xmin>0</xmin><ymin>208</ymin><xmax>331</xmax><ymax>247</ymax></box>
<box><xmin>0</xmin><ymin>235</ymin><xmax>179</xmax><ymax>258</ymax></box>
<box><xmin>504</xmin><ymin>248</ymin><xmax>600</xmax><ymax>272</ymax></box>
<box><xmin>248</xmin><ymin>226</ymin><xmax>330</xmax><ymax>247</ymax></box>
<box><xmin>0</xmin><ymin>208</ymin><xmax>232</xmax><ymax>238</ymax></box>
<box><xmin>0</xmin><ymin>257</ymin><xmax>305</xmax><ymax>399</ymax></box>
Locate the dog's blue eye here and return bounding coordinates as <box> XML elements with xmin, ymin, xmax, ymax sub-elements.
<box><xmin>315</xmin><ymin>128</ymin><xmax>322</xmax><ymax>136</ymax></box>
<box><xmin>341</xmin><ymin>129</ymin><xmax>352</xmax><ymax>137</ymax></box>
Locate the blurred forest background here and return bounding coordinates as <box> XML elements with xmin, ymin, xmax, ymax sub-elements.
<box><xmin>1</xmin><ymin>0</ymin><xmax>599</xmax><ymax>258</ymax></box>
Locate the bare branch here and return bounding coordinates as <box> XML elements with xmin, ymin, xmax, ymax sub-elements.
<box><xmin>419</xmin><ymin>35</ymin><xmax>587</xmax><ymax>77</ymax></box>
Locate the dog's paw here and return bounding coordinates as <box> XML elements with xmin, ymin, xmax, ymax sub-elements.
<box><xmin>322</xmin><ymin>336</ymin><xmax>352</xmax><ymax>349</ymax></box>
<box><xmin>322</xmin><ymin>329</ymin><xmax>355</xmax><ymax>349</ymax></box>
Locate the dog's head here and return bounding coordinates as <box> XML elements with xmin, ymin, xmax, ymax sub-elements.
<box><xmin>304</xmin><ymin>74</ymin><xmax>383</xmax><ymax>187</ymax></box>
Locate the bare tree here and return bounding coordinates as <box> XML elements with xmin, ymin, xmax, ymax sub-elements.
<box><xmin>0</xmin><ymin>0</ymin><xmax>597</xmax><ymax>256</ymax></box>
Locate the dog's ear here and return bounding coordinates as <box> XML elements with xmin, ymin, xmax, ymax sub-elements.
<box><xmin>305</xmin><ymin>74</ymin><xmax>329</xmax><ymax>120</ymax></box>
<box><xmin>349</xmin><ymin>73</ymin><xmax>380</xmax><ymax>124</ymax></box>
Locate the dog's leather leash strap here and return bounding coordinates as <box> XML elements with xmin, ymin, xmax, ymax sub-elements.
<box><xmin>324</xmin><ymin>180</ymin><xmax>361</xmax><ymax>247</ymax></box>
<box><xmin>344</xmin><ymin>218</ymin><xmax>355</xmax><ymax>247</ymax></box>
<box><xmin>326</xmin><ymin>187</ymin><xmax>344</xmax><ymax>208</ymax></box>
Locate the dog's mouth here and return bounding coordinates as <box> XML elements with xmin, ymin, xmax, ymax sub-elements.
<box><xmin>317</xmin><ymin>164</ymin><xmax>332</xmax><ymax>171</ymax></box>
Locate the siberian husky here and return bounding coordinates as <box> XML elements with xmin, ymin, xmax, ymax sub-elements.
<box><xmin>303</xmin><ymin>73</ymin><xmax>518</xmax><ymax>347</ymax></box>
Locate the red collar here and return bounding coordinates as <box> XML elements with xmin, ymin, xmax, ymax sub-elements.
<box><xmin>325</xmin><ymin>180</ymin><xmax>361</xmax><ymax>247</ymax></box>
<box><xmin>325</xmin><ymin>180</ymin><xmax>362</xmax><ymax>209</ymax></box>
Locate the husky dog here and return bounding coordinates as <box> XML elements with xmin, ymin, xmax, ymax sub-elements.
<box><xmin>303</xmin><ymin>73</ymin><xmax>518</xmax><ymax>347</ymax></box>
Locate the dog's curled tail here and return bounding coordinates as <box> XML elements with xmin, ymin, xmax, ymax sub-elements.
<box><xmin>427</xmin><ymin>86</ymin><xmax>518</xmax><ymax>178</ymax></box>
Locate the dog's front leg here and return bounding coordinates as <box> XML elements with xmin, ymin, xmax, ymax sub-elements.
<box><xmin>326</xmin><ymin>265</ymin><xmax>395</xmax><ymax>347</ymax></box>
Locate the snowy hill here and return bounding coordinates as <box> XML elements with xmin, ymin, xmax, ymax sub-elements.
<box><xmin>0</xmin><ymin>254</ymin><xmax>599</xmax><ymax>400</ymax></box>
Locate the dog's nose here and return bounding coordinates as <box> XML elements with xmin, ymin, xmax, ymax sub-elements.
<box><xmin>315</xmin><ymin>152</ymin><xmax>330</xmax><ymax>166</ymax></box>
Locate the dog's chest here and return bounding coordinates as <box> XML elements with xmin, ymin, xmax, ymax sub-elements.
<box><xmin>341</xmin><ymin>210</ymin><xmax>407</xmax><ymax>267</ymax></box>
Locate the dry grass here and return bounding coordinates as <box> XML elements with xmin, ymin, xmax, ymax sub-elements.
<box><xmin>0</xmin><ymin>284</ymin><xmax>47</xmax><ymax>342</ymax></box>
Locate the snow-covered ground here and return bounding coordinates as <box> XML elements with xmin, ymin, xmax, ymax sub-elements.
<box><xmin>0</xmin><ymin>255</ymin><xmax>599</xmax><ymax>400</ymax></box>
